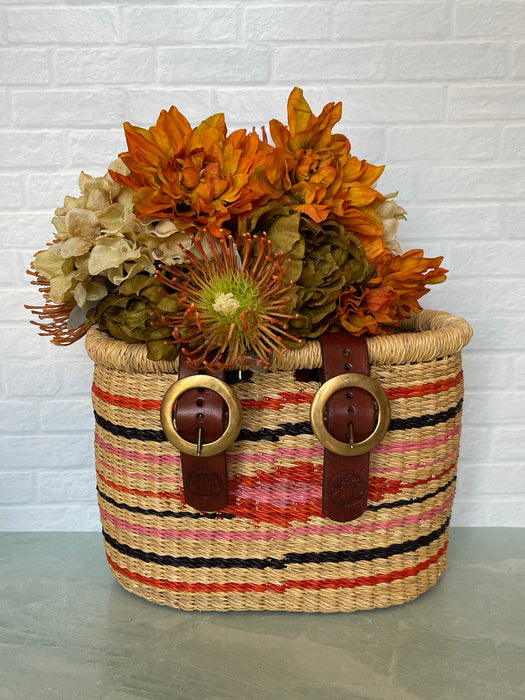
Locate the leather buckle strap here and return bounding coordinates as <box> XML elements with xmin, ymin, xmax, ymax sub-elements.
<box><xmin>163</xmin><ymin>353</ymin><xmax>232</xmax><ymax>512</ymax></box>
<box><xmin>316</xmin><ymin>333</ymin><xmax>387</xmax><ymax>522</ymax></box>
<box><xmin>161</xmin><ymin>375</ymin><xmax>242</xmax><ymax>457</ymax></box>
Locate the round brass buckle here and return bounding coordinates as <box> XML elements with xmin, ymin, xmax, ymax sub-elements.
<box><xmin>160</xmin><ymin>375</ymin><xmax>243</xmax><ymax>457</ymax></box>
<box><xmin>310</xmin><ymin>373</ymin><xmax>391</xmax><ymax>456</ymax></box>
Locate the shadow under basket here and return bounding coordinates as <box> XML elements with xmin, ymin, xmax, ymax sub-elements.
<box><xmin>85</xmin><ymin>309</ymin><xmax>472</xmax><ymax>613</ymax></box>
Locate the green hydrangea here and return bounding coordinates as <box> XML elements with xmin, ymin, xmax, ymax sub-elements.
<box><xmin>247</xmin><ymin>204</ymin><xmax>373</xmax><ymax>339</ymax></box>
<box><xmin>88</xmin><ymin>274</ymin><xmax>179</xmax><ymax>361</ymax></box>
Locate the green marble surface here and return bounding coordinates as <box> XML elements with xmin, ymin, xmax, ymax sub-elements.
<box><xmin>0</xmin><ymin>529</ymin><xmax>524</xmax><ymax>700</ymax></box>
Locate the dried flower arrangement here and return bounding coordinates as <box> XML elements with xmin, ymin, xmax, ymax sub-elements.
<box><xmin>27</xmin><ymin>88</ymin><xmax>446</xmax><ymax>370</ymax></box>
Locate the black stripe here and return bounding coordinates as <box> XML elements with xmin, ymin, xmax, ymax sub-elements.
<box><xmin>95</xmin><ymin>400</ymin><xmax>462</xmax><ymax>447</ymax></box>
<box><xmin>94</xmin><ymin>410</ymin><xmax>314</xmax><ymax>444</ymax></box>
<box><xmin>388</xmin><ymin>399</ymin><xmax>463</xmax><ymax>432</ymax></box>
<box><xmin>95</xmin><ymin>411</ymin><xmax>166</xmax><ymax>442</ymax></box>
<box><xmin>237</xmin><ymin>421</ymin><xmax>313</xmax><ymax>443</ymax></box>
<box><xmin>97</xmin><ymin>487</ymin><xmax>235</xmax><ymax>520</ymax></box>
<box><xmin>241</xmin><ymin>399</ymin><xmax>463</xmax><ymax>441</ymax></box>
<box><xmin>102</xmin><ymin>517</ymin><xmax>450</xmax><ymax>571</ymax></box>
<box><xmin>367</xmin><ymin>475</ymin><xmax>456</xmax><ymax>511</ymax></box>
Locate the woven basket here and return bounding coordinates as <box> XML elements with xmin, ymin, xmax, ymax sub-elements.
<box><xmin>85</xmin><ymin>309</ymin><xmax>472</xmax><ymax>612</ymax></box>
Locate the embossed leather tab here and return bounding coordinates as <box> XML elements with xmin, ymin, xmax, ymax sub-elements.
<box><xmin>319</xmin><ymin>333</ymin><xmax>375</xmax><ymax>522</ymax></box>
<box><xmin>175</xmin><ymin>353</ymin><xmax>229</xmax><ymax>512</ymax></box>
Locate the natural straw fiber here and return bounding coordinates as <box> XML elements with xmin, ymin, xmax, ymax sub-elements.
<box><xmin>86</xmin><ymin>310</ymin><xmax>472</xmax><ymax>612</ymax></box>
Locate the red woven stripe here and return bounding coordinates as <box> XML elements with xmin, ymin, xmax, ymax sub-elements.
<box><xmin>96</xmin><ymin>469</ymin><xmax>183</xmax><ymax>502</ymax></box>
<box><xmin>96</xmin><ymin>466</ymin><xmax>320</xmax><ymax>525</ymax></box>
<box><xmin>92</xmin><ymin>383</ymin><xmax>315</xmax><ymax>412</ymax></box>
<box><xmin>386</xmin><ymin>371</ymin><xmax>463</xmax><ymax>400</ymax></box>
<box><xmin>97</xmin><ymin>457</ymin><xmax>454</xmax><ymax>526</ymax></box>
<box><xmin>106</xmin><ymin>542</ymin><xmax>447</xmax><ymax>595</ymax></box>
<box><xmin>368</xmin><ymin>463</ymin><xmax>456</xmax><ymax>500</ymax></box>
<box><xmin>241</xmin><ymin>392</ymin><xmax>316</xmax><ymax>410</ymax></box>
<box><xmin>92</xmin><ymin>383</ymin><xmax>162</xmax><ymax>411</ymax></box>
<box><xmin>229</xmin><ymin>460</ymin><xmax>454</xmax><ymax>498</ymax></box>
<box><xmin>93</xmin><ymin>373</ymin><xmax>462</xmax><ymax>415</ymax></box>
<box><xmin>226</xmin><ymin>465</ymin><xmax>455</xmax><ymax>525</ymax></box>
<box><xmin>231</xmin><ymin>461</ymin><xmax>322</xmax><ymax>489</ymax></box>
<box><xmin>224</xmin><ymin>496</ymin><xmax>321</xmax><ymax>526</ymax></box>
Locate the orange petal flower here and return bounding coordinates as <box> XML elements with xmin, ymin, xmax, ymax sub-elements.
<box><xmin>338</xmin><ymin>249</ymin><xmax>447</xmax><ymax>336</ymax></box>
<box><xmin>253</xmin><ymin>88</ymin><xmax>386</xmax><ymax>237</ymax></box>
<box><xmin>110</xmin><ymin>107</ymin><xmax>271</xmax><ymax>237</ymax></box>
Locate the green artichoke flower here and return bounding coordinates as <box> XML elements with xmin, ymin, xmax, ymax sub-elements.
<box><xmin>247</xmin><ymin>204</ymin><xmax>373</xmax><ymax>339</ymax></box>
<box><xmin>87</xmin><ymin>274</ymin><xmax>179</xmax><ymax>361</ymax></box>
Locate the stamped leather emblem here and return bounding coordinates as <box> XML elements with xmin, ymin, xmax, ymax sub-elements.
<box><xmin>328</xmin><ymin>470</ymin><xmax>365</xmax><ymax>507</ymax></box>
<box><xmin>188</xmin><ymin>469</ymin><xmax>224</xmax><ymax>498</ymax></box>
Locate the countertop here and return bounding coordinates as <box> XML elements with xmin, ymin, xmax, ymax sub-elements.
<box><xmin>0</xmin><ymin>528</ymin><xmax>524</xmax><ymax>700</ymax></box>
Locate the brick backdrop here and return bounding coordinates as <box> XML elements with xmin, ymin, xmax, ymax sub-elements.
<box><xmin>1</xmin><ymin>0</ymin><xmax>524</xmax><ymax>530</ymax></box>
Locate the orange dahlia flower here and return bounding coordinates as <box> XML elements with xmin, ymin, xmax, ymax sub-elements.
<box><xmin>251</xmin><ymin>88</ymin><xmax>386</xmax><ymax>250</ymax></box>
<box><xmin>110</xmin><ymin>107</ymin><xmax>271</xmax><ymax>237</ymax></box>
<box><xmin>337</xmin><ymin>249</ymin><xmax>447</xmax><ymax>336</ymax></box>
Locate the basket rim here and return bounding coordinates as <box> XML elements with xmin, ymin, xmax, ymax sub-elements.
<box><xmin>85</xmin><ymin>309</ymin><xmax>472</xmax><ymax>375</ymax></box>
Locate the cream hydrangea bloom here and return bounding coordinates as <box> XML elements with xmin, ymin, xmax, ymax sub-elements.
<box><xmin>135</xmin><ymin>219</ymin><xmax>193</xmax><ymax>264</ymax></box>
<box><xmin>32</xmin><ymin>161</ymin><xmax>156</xmax><ymax>309</ymax></box>
<box><xmin>377</xmin><ymin>191</ymin><xmax>407</xmax><ymax>255</ymax></box>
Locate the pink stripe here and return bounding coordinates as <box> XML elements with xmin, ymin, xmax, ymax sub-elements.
<box><xmin>96</xmin><ymin>426</ymin><xmax>460</xmax><ymax>463</ymax></box>
<box><xmin>229</xmin><ymin>446</ymin><xmax>324</xmax><ymax>465</ymax></box>
<box><xmin>96</xmin><ymin>453</ymin><xmax>318</xmax><ymax>504</ymax></box>
<box><xmin>96</xmin><ymin>431</ymin><xmax>456</xmax><ymax>481</ymax></box>
<box><xmin>98</xmin><ymin>457</ymin><xmax>322</xmax><ymax>508</ymax></box>
<box><xmin>96</xmin><ymin>455</ymin><xmax>182</xmax><ymax>485</ymax></box>
<box><xmin>99</xmin><ymin>491</ymin><xmax>454</xmax><ymax>543</ymax></box>
<box><xmin>95</xmin><ymin>433</ymin><xmax>320</xmax><ymax>499</ymax></box>
<box><xmin>371</xmin><ymin>448</ymin><xmax>458</xmax><ymax>475</ymax></box>
<box><xmin>95</xmin><ymin>434</ymin><xmax>181</xmax><ymax>466</ymax></box>
<box><xmin>95</xmin><ymin>433</ymin><xmax>323</xmax><ymax>469</ymax></box>
<box><xmin>373</xmin><ymin>425</ymin><xmax>461</xmax><ymax>454</ymax></box>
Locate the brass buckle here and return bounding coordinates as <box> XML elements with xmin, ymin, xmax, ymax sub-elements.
<box><xmin>160</xmin><ymin>375</ymin><xmax>243</xmax><ymax>457</ymax></box>
<box><xmin>310</xmin><ymin>373</ymin><xmax>391</xmax><ymax>456</ymax></box>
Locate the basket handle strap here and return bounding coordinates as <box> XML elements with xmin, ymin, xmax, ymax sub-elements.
<box><xmin>175</xmin><ymin>353</ymin><xmax>229</xmax><ymax>512</ymax></box>
<box><xmin>319</xmin><ymin>333</ymin><xmax>375</xmax><ymax>522</ymax></box>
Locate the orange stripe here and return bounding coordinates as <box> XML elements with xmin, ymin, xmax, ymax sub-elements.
<box><xmin>230</xmin><ymin>461</ymin><xmax>322</xmax><ymax>488</ymax></box>
<box><xmin>92</xmin><ymin>383</ymin><xmax>315</xmax><ymax>412</ymax></box>
<box><xmin>96</xmin><ymin>466</ymin><xmax>322</xmax><ymax>526</ymax></box>
<box><xmin>227</xmin><ymin>461</ymin><xmax>453</xmax><ymax>502</ymax></box>
<box><xmin>93</xmin><ymin>373</ymin><xmax>462</xmax><ymax>414</ymax></box>
<box><xmin>96</xmin><ymin>469</ymin><xmax>183</xmax><ymax>502</ymax></box>
<box><xmin>92</xmin><ymin>384</ymin><xmax>162</xmax><ymax>411</ymax></box>
<box><xmin>386</xmin><ymin>371</ymin><xmax>463</xmax><ymax>400</ymax></box>
<box><xmin>97</xmin><ymin>458</ymin><xmax>453</xmax><ymax>526</ymax></box>
<box><xmin>241</xmin><ymin>391</ymin><xmax>315</xmax><ymax>410</ymax></box>
<box><xmin>368</xmin><ymin>464</ymin><xmax>455</xmax><ymax>500</ymax></box>
<box><xmin>106</xmin><ymin>542</ymin><xmax>447</xmax><ymax>595</ymax></box>
<box><xmin>223</xmin><ymin>497</ymin><xmax>321</xmax><ymax>527</ymax></box>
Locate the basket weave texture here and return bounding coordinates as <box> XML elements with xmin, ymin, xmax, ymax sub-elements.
<box><xmin>86</xmin><ymin>310</ymin><xmax>472</xmax><ymax>612</ymax></box>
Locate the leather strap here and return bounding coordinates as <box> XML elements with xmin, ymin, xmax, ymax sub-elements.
<box><xmin>175</xmin><ymin>353</ymin><xmax>229</xmax><ymax>512</ymax></box>
<box><xmin>319</xmin><ymin>333</ymin><xmax>375</xmax><ymax>522</ymax></box>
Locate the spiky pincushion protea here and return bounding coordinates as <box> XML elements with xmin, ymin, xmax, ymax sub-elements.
<box><xmin>155</xmin><ymin>232</ymin><xmax>302</xmax><ymax>371</ymax></box>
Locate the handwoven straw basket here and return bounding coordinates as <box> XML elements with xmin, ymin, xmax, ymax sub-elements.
<box><xmin>85</xmin><ymin>309</ymin><xmax>472</xmax><ymax>613</ymax></box>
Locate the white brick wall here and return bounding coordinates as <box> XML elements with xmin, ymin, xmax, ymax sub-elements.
<box><xmin>1</xmin><ymin>0</ymin><xmax>524</xmax><ymax>530</ymax></box>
